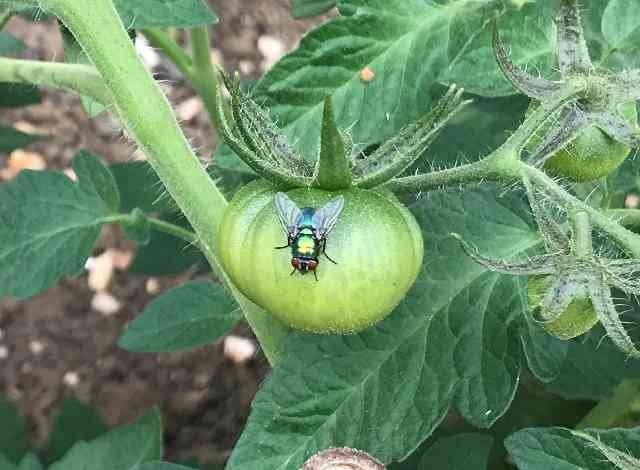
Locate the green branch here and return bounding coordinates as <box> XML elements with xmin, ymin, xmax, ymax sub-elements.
<box><xmin>141</xmin><ymin>28</ymin><xmax>193</xmax><ymax>76</ymax></box>
<box><xmin>37</xmin><ymin>0</ymin><xmax>287</xmax><ymax>365</ymax></box>
<box><xmin>0</xmin><ymin>57</ymin><xmax>111</xmax><ymax>105</ymax></box>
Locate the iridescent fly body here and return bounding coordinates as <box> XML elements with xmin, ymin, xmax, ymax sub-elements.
<box><xmin>274</xmin><ymin>192</ymin><xmax>344</xmax><ymax>281</ymax></box>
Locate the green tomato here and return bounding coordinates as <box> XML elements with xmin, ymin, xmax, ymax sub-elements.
<box><xmin>218</xmin><ymin>180</ymin><xmax>424</xmax><ymax>334</ymax></box>
<box><xmin>527</xmin><ymin>101</ymin><xmax>638</xmax><ymax>182</ymax></box>
<box><xmin>527</xmin><ymin>275</ymin><xmax>598</xmax><ymax>340</ymax></box>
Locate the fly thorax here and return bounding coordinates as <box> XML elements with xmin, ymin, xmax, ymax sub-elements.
<box><xmin>294</xmin><ymin>229</ymin><xmax>319</xmax><ymax>257</ymax></box>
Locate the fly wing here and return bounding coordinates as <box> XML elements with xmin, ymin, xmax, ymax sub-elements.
<box><xmin>275</xmin><ymin>192</ymin><xmax>303</xmax><ymax>238</ymax></box>
<box><xmin>312</xmin><ymin>196</ymin><xmax>344</xmax><ymax>240</ymax></box>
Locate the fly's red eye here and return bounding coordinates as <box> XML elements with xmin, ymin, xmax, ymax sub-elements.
<box><xmin>291</xmin><ymin>258</ymin><xmax>301</xmax><ymax>269</ymax></box>
<box><xmin>307</xmin><ymin>260</ymin><xmax>318</xmax><ymax>270</ymax></box>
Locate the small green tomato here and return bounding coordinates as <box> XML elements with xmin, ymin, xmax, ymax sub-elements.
<box><xmin>528</xmin><ymin>101</ymin><xmax>638</xmax><ymax>182</ymax></box>
<box><xmin>527</xmin><ymin>275</ymin><xmax>598</xmax><ymax>340</ymax></box>
<box><xmin>217</xmin><ymin>180</ymin><xmax>424</xmax><ymax>334</ymax></box>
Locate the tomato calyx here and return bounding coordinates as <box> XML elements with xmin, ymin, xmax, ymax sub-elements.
<box><xmin>455</xmin><ymin>176</ymin><xmax>640</xmax><ymax>356</ymax></box>
<box><xmin>494</xmin><ymin>0</ymin><xmax>640</xmax><ymax>173</ymax></box>
<box><xmin>213</xmin><ymin>70</ymin><xmax>470</xmax><ymax>193</ymax></box>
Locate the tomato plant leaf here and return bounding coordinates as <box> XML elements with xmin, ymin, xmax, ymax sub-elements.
<box><xmin>601</xmin><ymin>0</ymin><xmax>640</xmax><ymax>68</ymax></box>
<box><xmin>249</xmin><ymin>1</ymin><xmax>555</xmax><ymax>160</ymax></box>
<box><xmin>118</xmin><ymin>280</ymin><xmax>241</xmax><ymax>353</ymax></box>
<box><xmin>46</xmin><ymin>399</ymin><xmax>107</xmax><ymax>463</ymax></box>
<box><xmin>443</xmin><ymin>3</ymin><xmax>557</xmax><ymax>97</ymax></box>
<box><xmin>73</xmin><ymin>150</ymin><xmax>120</xmax><ymax>213</ymax></box>
<box><xmin>48</xmin><ymin>408</ymin><xmax>162</xmax><ymax>470</ymax></box>
<box><xmin>113</xmin><ymin>0</ymin><xmax>217</xmax><ymax>29</ymax></box>
<box><xmin>110</xmin><ymin>161</ymin><xmax>174</xmax><ymax>214</ymax></box>
<box><xmin>0</xmin><ymin>455</ymin><xmax>17</xmax><ymax>470</ymax></box>
<box><xmin>291</xmin><ymin>0</ymin><xmax>336</xmax><ymax>19</ymax></box>
<box><xmin>0</xmin><ymin>83</ymin><xmax>40</xmax><ymax>108</ymax></box>
<box><xmin>415</xmin><ymin>434</ymin><xmax>493</xmax><ymax>470</ymax></box>
<box><xmin>506</xmin><ymin>427</ymin><xmax>640</xmax><ymax>470</ymax></box>
<box><xmin>545</xmin><ymin>326</ymin><xmax>640</xmax><ymax>401</ymax></box>
<box><xmin>0</xmin><ymin>151</ymin><xmax>120</xmax><ymax>299</ymax></box>
<box><xmin>0</xmin><ymin>32</ymin><xmax>25</xmax><ymax>56</ymax></box>
<box><xmin>226</xmin><ymin>188</ymin><xmax>552</xmax><ymax>470</ymax></box>
<box><xmin>0</xmin><ymin>125</ymin><xmax>43</xmax><ymax>154</ymax></box>
<box><xmin>17</xmin><ymin>455</ymin><xmax>42</xmax><ymax>470</ymax></box>
<box><xmin>0</xmin><ymin>396</ymin><xmax>28</xmax><ymax>464</ymax></box>
<box><xmin>519</xmin><ymin>298</ymin><xmax>569</xmax><ymax>383</ymax></box>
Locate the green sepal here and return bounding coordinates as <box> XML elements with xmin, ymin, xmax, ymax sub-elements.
<box><xmin>311</xmin><ymin>96</ymin><xmax>352</xmax><ymax>190</ymax></box>
<box><xmin>123</xmin><ymin>208</ymin><xmax>151</xmax><ymax>244</ymax></box>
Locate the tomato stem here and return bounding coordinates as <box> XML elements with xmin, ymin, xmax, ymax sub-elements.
<box><xmin>0</xmin><ymin>57</ymin><xmax>111</xmax><ymax>105</ymax></box>
<box><xmin>37</xmin><ymin>0</ymin><xmax>288</xmax><ymax>365</ymax></box>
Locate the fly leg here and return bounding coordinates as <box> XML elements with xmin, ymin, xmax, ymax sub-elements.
<box><xmin>320</xmin><ymin>239</ymin><xmax>338</xmax><ymax>264</ymax></box>
<box><xmin>275</xmin><ymin>236</ymin><xmax>293</xmax><ymax>250</ymax></box>
<box><xmin>313</xmin><ymin>270</ymin><xmax>319</xmax><ymax>281</ymax></box>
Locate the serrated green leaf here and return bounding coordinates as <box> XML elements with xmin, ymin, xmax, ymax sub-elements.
<box><xmin>601</xmin><ymin>0</ymin><xmax>640</xmax><ymax>68</ymax></box>
<box><xmin>417</xmin><ymin>434</ymin><xmax>493</xmax><ymax>470</ymax></box>
<box><xmin>0</xmin><ymin>83</ymin><xmax>40</xmax><ymax>108</ymax></box>
<box><xmin>118</xmin><ymin>280</ymin><xmax>241</xmax><ymax>353</ymax></box>
<box><xmin>0</xmin><ymin>151</ymin><xmax>120</xmax><ymax>299</ymax></box>
<box><xmin>74</xmin><ymin>150</ymin><xmax>120</xmax><ymax>213</ymax></box>
<box><xmin>291</xmin><ymin>0</ymin><xmax>336</xmax><ymax>18</ymax></box>
<box><xmin>0</xmin><ymin>32</ymin><xmax>25</xmax><ymax>56</ymax></box>
<box><xmin>110</xmin><ymin>161</ymin><xmax>174</xmax><ymax>214</ymax></box>
<box><xmin>506</xmin><ymin>427</ymin><xmax>640</xmax><ymax>470</ymax></box>
<box><xmin>0</xmin><ymin>125</ymin><xmax>43</xmax><ymax>154</ymax></box>
<box><xmin>113</xmin><ymin>0</ymin><xmax>217</xmax><ymax>29</ymax></box>
<box><xmin>0</xmin><ymin>397</ymin><xmax>28</xmax><ymax>463</ymax></box>
<box><xmin>49</xmin><ymin>408</ymin><xmax>162</xmax><ymax>470</ymax></box>
<box><xmin>17</xmin><ymin>454</ymin><xmax>42</xmax><ymax>470</ymax></box>
<box><xmin>249</xmin><ymin>1</ymin><xmax>555</xmax><ymax>160</ymax></box>
<box><xmin>46</xmin><ymin>399</ymin><xmax>107</xmax><ymax>463</ymax></box>
<box><xmin>226</xmin><ymin>187</ymin><xmax>552</xmax><ymax>470</ymax></box>
<box><xmin>443</xmin><ymin>3</ymin><xmax>557</xmax><ymax>96</ymax></box>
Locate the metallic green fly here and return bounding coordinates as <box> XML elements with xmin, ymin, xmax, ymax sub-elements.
<box><xmin>274</xmin><ymin>192</ymin><xmax>345</xmax><ymax>281</ymax></box>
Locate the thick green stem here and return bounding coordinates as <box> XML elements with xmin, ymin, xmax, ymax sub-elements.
<box><xmin>385</xmin><ymin>150</ymin><xmax>521</xmax><ymax>193</ymax></box>
<box><xmin>569</xmin><ymin>210</ymin><xmax>592</xmax><ymax>259</ymax></box>
<box><xmin>189</xmin><ymin>26</ymin><xmax>220</xmax><ymax>128</ymax></box>
<box><xmin>0</xmin><ymin>57</ymin><xmax>111</xmax><ymax>105</ymax></box>
<box><xmin>576</xmin><ymin>379</ymin><xmax>640</xmax><ymax>429</ymax></box>
<box><xmin>38</xmin><ymin>0</ymin><xmax>287</xmax><ymax>364</ymax></box>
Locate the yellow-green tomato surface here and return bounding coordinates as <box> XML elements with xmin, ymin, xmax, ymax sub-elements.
<box><xmin>528</xmin><ymin>101</ymin><xmax>638</xmax><ymax>182</ymax></box>
<box><xmin>218</xmin><ymin>180</ymin><xmax>424</xmax><ymax>334</ymax></box>
<box><xmin>527</xmin><ymin>275</ymin><xmax>598</xmax><ymax>340</ymax></box>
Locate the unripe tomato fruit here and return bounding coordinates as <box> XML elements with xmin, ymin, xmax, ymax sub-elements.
<box><xmin>528</xmin><ymin>101</ymin><xmax>638</xmax><ymax>182</ymax></box>
<box><xmin>218</xmin><ymin>180</ymin><xmax>424</xmax><ymax>334</ymax></box>
<box><xmin>527</xmin><ymin>275</ymin><xmax>598</xmax><ymax>339</ymax></box>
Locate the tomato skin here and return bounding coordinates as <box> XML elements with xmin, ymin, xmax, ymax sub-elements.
<box><xmin>528</xmin><ymin>102</ymin><xmax>638</xmax><ymax>182</ymax></box>
<box><xmin>527</xmin><ymin>275</ymin><xmax>598</xmax><ymax>340</ymax></box>
<box><xmin>218</xmin><ymin>180</ymin><xmax>424</xmax><ymax>334</ymax></box>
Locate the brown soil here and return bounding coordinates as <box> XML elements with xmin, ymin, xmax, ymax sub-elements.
<box><xmin>0</xmin><ymin>1</ymin><xmax>330</xmax><ymax>466</ymax></box>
